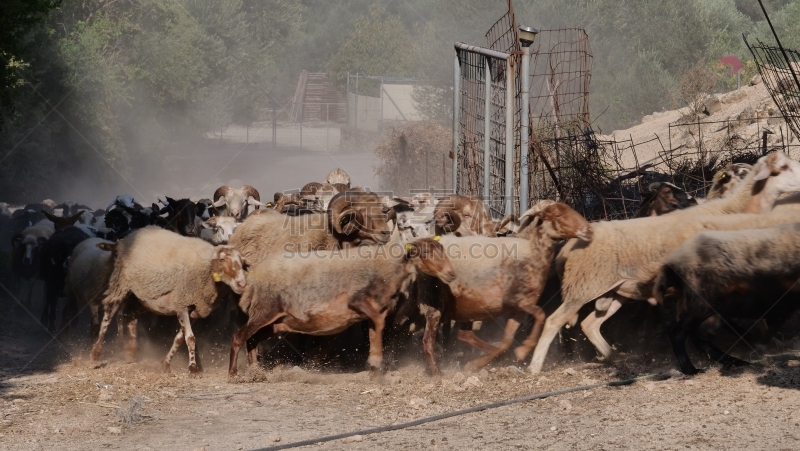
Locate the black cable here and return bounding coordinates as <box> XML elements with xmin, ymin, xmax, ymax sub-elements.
<box><xmin>250</xmin><ymin>373</ymin><xmax>656</xmax><ymax>451</ymax></box>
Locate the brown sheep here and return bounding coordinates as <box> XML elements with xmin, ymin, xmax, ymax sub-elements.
<box><xmin>228</xmin><ymin>238</ymin><xmax>455</xmax><ymax>376</ymax></box>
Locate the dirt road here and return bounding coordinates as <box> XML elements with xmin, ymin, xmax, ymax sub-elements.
<box><xmin>2</xmin><ymin>307</ymin><xmax>800</xmax><ymax>451</ymax></box>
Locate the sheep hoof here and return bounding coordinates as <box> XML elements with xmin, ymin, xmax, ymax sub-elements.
<box><xmin>427</xmin><ymin>367</ymin><xmax>442</xmax><ymax>378</ymax></box>
<box><xmin>90</xmin><ymin>348</ymin><xmax>102</xmax><ymax>362</ymax></box>
<box><xmin>513</xmin><ymin>346</ymin><xmax>530</xmax><ymax>361</ymax></box>
<box><xmin>464</xmin><ymin>361</ymin><xmax>482</xmax><ymax>373</ymax></box>
<box><xmin>188</xmin><ymin>364</ymin><xmax>202</xmax><ymax>377</ymax></box>
<box><xmin>160</xmin><ymin>360</ymin><xmax>171</xmax><ymax>373</ymax></box>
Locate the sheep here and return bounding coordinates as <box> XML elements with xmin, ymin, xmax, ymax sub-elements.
<box><xmin>38</xmin><ymin>225</ymin><xmax>91</xmax><ymax>333</ymax></box>
<box><xmin>65</xmin><ymin>238</ymin><xmax>115</xmax><ymax>338</ymax></box>
<box><xmin>90</xmin><ymin>227</ymin><xmax>247</xmax><ymax>374</ymax></box>
<box><xmin>228</xmin><ymin>237</ymin><xmax>455</xmax><ymax>377</ymax></box>
<box><xmin>212</xmin><ymin>185</ymin><xmax>264</xmax><ymax>220</ymax></box>
<box><xmin>707</xmin><ymin>163</ymin><xmax>752</xmax><ymax>200</ymax></box>
<box><xmin>526</xmin><ymin>151</ymin><xmax>800</xmax><ymax>374</ymax></box>
<box><xmin>432</xmin><ymin>195</ymin><xmax>492</xmax><ymax>237</ymax></box>
<box><xmin>654</xmin><ymin>223</ymin><xmax>800</xmax><ymax>374</ymax></box>
<box><xmin>159</xmin><ymin>197</ymin><xmax>198</xmax><ymax>236</ymax></box>
<box><xmin>106</xmin><ymin>194</ymin><xmax>142</xmax><ymax>212</ymax></box>
<box><xmin>55</xmin><ymin>201</ymin><xmax>92</xmax><ymax>218</ymax></box>
<box><xmin>199</xmin><ymin>216</ymin><xmax>239</xmax><ymax>244</ymax></box>
<box><xmin>324</xmin><ymin>167</ymin><xmax>351</xmax><ymax>188</ymax></box>
<box><xmin>633</xmin><ymin>182</ymin><xmax>697</xmax><ymax>218</ymax></box>
<box><xmin>228</xmin><ymin>189</ymin><xmax>392</xmax><ymax>267</ymax></box>
<box><xmin>420</xmin><ymin>202</ymin><xmax>592</xmax><ymax>374</ymax></box>
<box><xmin>11</xmin><ymin>220</ymin><xmax>55</xmax><ymax>305</ymax></box>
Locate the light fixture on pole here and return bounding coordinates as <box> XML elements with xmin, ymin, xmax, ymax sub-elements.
<box><xmin>518</xmin><ymin>25</ymin><xmax>538</xmax><ymax>212</ymax></box>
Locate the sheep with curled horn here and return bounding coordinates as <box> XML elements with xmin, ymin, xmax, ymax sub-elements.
<box><xmin>212</xmin><ymin>185</ymin><xmax>265</xmax><ymax>220</ymax></box>
<box><xmin>229</xmin><ymin>189</ymin><xmax>392</xmax><ymax>267</ymax></box>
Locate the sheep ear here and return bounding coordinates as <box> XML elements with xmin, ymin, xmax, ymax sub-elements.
<box><xmin>212</xmin><ymin>196</ymin><xmax>227</xmax><ymax>208</ymax></box>
<box><xmin>753</xmin><ymin>163</ymin><xmax>772</xmax><ymax>181</ymax></box>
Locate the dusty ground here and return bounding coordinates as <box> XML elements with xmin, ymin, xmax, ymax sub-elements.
<box><xmin>2</xmin><ymin>305</ymin><xmax>800</xmax><ymax>451</ymax></box>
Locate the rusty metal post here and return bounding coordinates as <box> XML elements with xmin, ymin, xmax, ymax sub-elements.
<box><xmin>453</xmin><ymin>52</ymin><xmax>460</xmax><ymax>193</ymax></box>
<box><xmin>483</xmin><ymin>56</ymin><xmax>492</xmax><ymax>200</ymax></box>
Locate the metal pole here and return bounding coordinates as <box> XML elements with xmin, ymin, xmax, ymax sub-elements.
<box><xmin>300</xmin><ymin>117</ymin><xmax>303</xmax><ymax>151</ymax></box>
<box><xmin>483</xmin><ymin>56</ymin><xmax>492</xmax><ymax>201</ymax></box>
<box><xmin>272</xmin><ymin>105</ymin><xmax>277</xmax><ymax>150</ymax></box>
<box><xmin>380</xmin><ymin>78</ymin><xmax>384</xmax><ymax>125</ymax></box>
<box><xmin>346</xmin><ymin>72</ymin><xmax>350</xmax><ymax>127</ymax></box>
<box><xmin>452</xmin><ymin>52</ymin><xmax>460</xmax><ymax>193</ymax></box>
<box><xmin>504</xmin><ymin>56</ymin><xmax>515</xmax><ymax>215</ymax></box>
<box><xmin>355</xmin><ymin>73</ymin><xmax>359</xmax><ymax>131</ymax></box>
<box><xmin>326</xmin><ymin>104</ymin><xmax>330</xmax><ymax>152</ymax></box>
<box><xmin>519</xmin><ymin>44</ymin><xmax>532</xmax><ymax>212</ymax></box>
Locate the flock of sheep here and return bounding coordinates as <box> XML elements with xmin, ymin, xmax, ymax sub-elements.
<box><xmin>4</xmin><ymin>154</ymin><xmax>800</xmax><ymax>379</ymax></box>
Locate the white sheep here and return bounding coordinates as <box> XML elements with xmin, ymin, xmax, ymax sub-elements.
<box><xmin>90</xmin><ymin>227</ymin><xmax>247</xmax><ymax>374</ymax></box>
<box><xmin>527</xmin><ymin>151</ymin><xmax>800</xmax><ymax>373</ymax></box>
<box><xmin>65</xmin><ymin>238</ymin><xmax>115</xmax><ymax>338</ymax></box>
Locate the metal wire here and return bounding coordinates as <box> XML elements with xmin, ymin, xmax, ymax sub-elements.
<box><xmin>746</xmin><ymin>37</ymin><xmax>800</xmax><ymax>141</ymax></box>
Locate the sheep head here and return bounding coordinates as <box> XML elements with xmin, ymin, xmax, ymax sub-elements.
<box><xmin>708</xmin><ymin>163</ymin><xmax>752</xmax><ymax>200</ymax></box>
<box><xmin>526</xmin><ymin>202</ymin><xmax>592</xmax><ymax>242</ymax></box>
<box><xmin>12</xmin><ymin>233</ymin><xmax>48</xmax><ymax>267</ymax></box>
<box><xmin>213</xmin><ymin>185</ymin><xmax>262</xmax><ymax>220</ymax></box>
<box><xmin>752</xmin><ymin>152</ymin><xmax>800</xmax><ymax>194</ymax></box>
<box><xmin>433</xmin><ymin>195</ymin><xmax>489</xmax><ymax>237</ymax></box>
<box><xmin>328</xmin><ymin>190</ymin><xmax>391</xmax><ymax>245</ymax></box>
<box><xmin>43</xmin><ymin>211</ymin><xmax>85</xmax><ymax>231</ymax></box>
<box><xmin>635</xmin><ymin>182</ymin><xmax>697</xmax><ymax>217</ymax></box>
<box><xmin>211</xmin><ymin>246</ymin><xmax>247</xmax><ymax>294</ymax></box>
<box><xmin>405</xmin><ymin>237</ymin><xmax>455</xmax><ymax>283</ymax></box>
<box><xmin>324</xmin><ymin>168</ymin><xmax>351</xmax><ymax>187</ymax></box>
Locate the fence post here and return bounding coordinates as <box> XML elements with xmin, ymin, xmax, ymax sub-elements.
<box><xmin>483</xmin><ymin>56</ymin><xmax>492</xmax><ymax>201</ymax></box>
<box><xmin>346</xmin><ymin>72</ymin><xmax>350</xmax><ymax>127</ymax></box>
<box><xmin>504</xmin><ymin>56</ymin><xmax>515</xmax><ymax>215</ymax></box>
<box><xmin>272</xmin><ymin>105</ymin><xmax>277</xmax><ymax>150</ymax></box>
<box><xmin>519</xmin><ymin>43</ymin><xmax>532</xmax><ymax>212</ymax></box>
<box><xmin>326</xmin><ymin>103</ymin><xmax>330</xmax><ymax>152</ymax></box>
<box><xmin>452</xmin><ymin>52</ymin><xmax>461</xmax><ymax>193</ymax></box>
<box><xmin>355</xmin><ymin>73</ymin><xmax>359</xmax><ymax>131</ymax></box>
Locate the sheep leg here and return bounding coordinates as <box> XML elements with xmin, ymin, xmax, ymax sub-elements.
<box><xmin>41</xmin><ymin>281</ymin><xmax>59</xmax><ymax>334</ymax></box>
<box><xmin>422</xmin><ymin>307</ymin><xmax>442</xmax><ymax>376</ymax></box>
<box><xmin>59</xmin><ymin>296</ymin><xmax>77</xmax><ymax>337</ymax></box>
<box><xmin>668</xmin><ymin>318</ymin><xmax>700</xmax><ymax>375</ymax></box>
<box><xmin>124</xmin><ymin>311</ymin><xmax>138</xmax><ymax>362</ymax></box>
<box><xmin>229</xmin><ymin>311</ymin><xmax>286</xmax><ymax>377</ymax></box>
<box><xmin>691</xmin><ymin>336</ymin><xmax>750</xmax><ymax>367</ymax></box>
<box><xmin>89</xmin><ymin>305</ymin><xmax>101</xmax><ymax>340</ymax></box>
<box><xmin>580</xmin><ymin>297</ymin><xmax>624</xmax><ymax>361</ymax></box>
<box><xmin>514</xmin><ymin>305</ymin><xmax>547</xmax><ymax>362</ymax></box>
<box><xmin>349</xmin><ymin>298</ymin><xmax>387</xmax><ymax>374</ymax></box>
<box><xmin>25</xmin><ymin>279</ymin><xmax>35</xmax><ymax>307</ymax></box>
<box><xmin>456</xmin><ymin>329</ymin><xmax>500</xmax><ymax>354</ymax></box>
<box><xmin>528</xmin><ymin>300</ymin><xmax>586</xmax><ymax>373</ymax></box>
<box><xmin>246</xmin><ymin>327</ymin><xmax>273</xmax><ymax>366</ymax></box>
<box><xmin>90</xmin><ymin>302</ymin><xmax>123</xmax><ymax>361</ymax></box>
<box><xmin>176</xmin><ymin>310</ymin><xmax>200</xmax><ymax>376</ymax></box>
<box><xmin>464</xmin><ymin>315</ymin><xmax>522</xmax><ymax>372</ymax></box>
<box><xmin>161</xmin><ymin>328</ymin><xmax>185</xmax><ymax>373</ymax></box>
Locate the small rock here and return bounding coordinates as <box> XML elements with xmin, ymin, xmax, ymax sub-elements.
<box><xmin>410</xmin><ymin>397</ymin><xmax>429</xmax><ymax>409</ymax></box>
<box><xmin>11</xmin><ymin>399</ymin><xmax>24</xmax><ymax>405</ymax></box>
<box><xmin>559</xmin><ymin>400</ymin><xmax>573</xmax><ymax>412</ymax></box>
<box><xmin>478</xmin><ymin>369</ymin><xmax>489</xmax><ymax>378</ymax></box>
<box><xmin>750</xmin><ymin>74</ymin><xmax>762</xmax><ymax>86</ymax></box>
<box><xmin>550</xmin><ymin>426</ymin><xmax>557</xmax><ymax>432</ymax></box>
<box><xmin>580</xmin><ymin>378</ymin><xmax>599</xmax><ymax>385</ymax></box>
<box><xmin>343</xmin><ymin>435</ymin><xmax>364</xmax><ymax>443</ymax></box>
<box><xmin>107</xmin><ymin>427</ymin><xmax>122</xmax><ymax>435</ymax></box>
<box><xmin>563</xmin><ymin>368</ymin><xmax>577</xmax><ymax>376</ymax></box>
<box><xmin>98</xmin><ymin>389</ymin><xmax>114</xmax><ymax>402</ymax></box>
<box><xmin>464</xmin><ymin>376</ymin><xmax>483</xmax><ymax>388</ymax></box>
<box><xmin>644</xmin><ymin>382</ymin><xmax>656</xmax><ymax>392</ymax></box>
<box><xmin>452</xmin><ymin>372</ymin><xmax>466</xmax><ymax>384</ymax></box>
<box><xmin>508</xmin><ymin>366</ymin><xmax>525</xmax><ymax>375</ymax></box>
<box><xmin>269</xmin><ymin>436</ymin><xmax>281</xmax><ymax>443</ymax></box>
<box><xmin>289</xmin><ymin>366</ymin><xmax>304</xmax><ymax>373</ymax></box>
<box><xmin>724</xmin><ymin>410</ymin><xmax>730</xmax><ymax>415</ymax></box>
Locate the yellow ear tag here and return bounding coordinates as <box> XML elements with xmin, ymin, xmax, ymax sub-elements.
<box><xmin>266</xmin><ymin>202</ymin><xmax>273</xmax><ymax>207</ymax></box>
<box><xmin>404</xmin><ymin>243</ymin><xmax>413</xmax><ymax>251</ymax></box>
<box><xmin>212</xmin><ymin>272</ymin><xmax>222</xmax><ymax>282</ymax></box>
<box><xmin>433</xmin><ymin>235</ymin><xmax>441</xmax><ymax>241</ymax></box>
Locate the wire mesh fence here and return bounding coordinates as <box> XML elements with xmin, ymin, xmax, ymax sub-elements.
<box><xmin>746</xmin><ymin>37</ymin><xmax>800</xmax><ymax>142</ymax></box>
<box><xmin>530</xmin><ymin>117</ymin><xmax>800</xmax><ymax>222</ymax></box>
